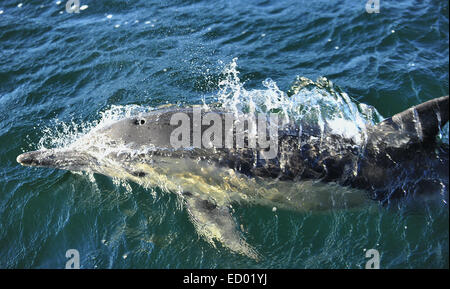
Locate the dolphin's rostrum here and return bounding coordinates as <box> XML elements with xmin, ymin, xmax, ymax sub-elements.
<box><xmin>17</xmin><ymin>95</ymin><xmax>449</xmax><ymax>259</ymax></box>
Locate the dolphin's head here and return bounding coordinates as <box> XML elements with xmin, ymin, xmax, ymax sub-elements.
<box><xmin>90</xmin><ymin>109</ymin><xmax>177</xmax><ymax>150</ymax></box>
<box><xmin>16</xmin><ymin>108</ymin><xmax>186</xmax><ymax>175</ymax></box>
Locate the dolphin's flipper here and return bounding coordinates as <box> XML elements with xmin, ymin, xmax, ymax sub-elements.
<box><xmin>182</xmin><ymin>193</ymin><xmax>260</xmax><ymax>260</ymax></box>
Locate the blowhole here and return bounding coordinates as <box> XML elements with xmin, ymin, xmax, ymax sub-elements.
<box><xmin>134</xmin><ymin>119</ymin><xmax>146</xmax><ymax>125</ymax></box>
<box><xmin>132</xmin><ymin>171</ymin><xmax>146</xmax><ymax>177</ymax></box>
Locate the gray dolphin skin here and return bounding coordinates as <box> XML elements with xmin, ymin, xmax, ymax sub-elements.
<box><xmin>17</xmin><ymin>95</ymin><xmax>449</xmax><ymax>259</ymax></box>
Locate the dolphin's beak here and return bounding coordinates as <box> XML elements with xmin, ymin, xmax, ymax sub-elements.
<box><xmin>17</xmin><ymin>149</ymin><xmax>97</xmax><ymax>171</ymax></box>
<box><xmin>17</xmin><ymin>151</ymin><xmax>43</xmax><ymax>166</ymax></box>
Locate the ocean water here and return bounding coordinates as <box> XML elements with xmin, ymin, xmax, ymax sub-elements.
<box><xmin>0</xmin><ymin>0</ymin><xmax>448</xmax><ymax>269</ymax></box>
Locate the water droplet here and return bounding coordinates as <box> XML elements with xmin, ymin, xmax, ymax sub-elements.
<box><xmin>391</xmin><ymin>29</ymin><xmax>395</xmax><ymax>33</ymax></box>
<box><xmin>106</xmin><ymin>14</ymin><xmax>112</xmax><ymax>19</ymax></box>
<box><xmin>327</xmin><ymin>38</ymin><xmax>332</xmax><ymax>42</ymax></box>
<box><xmin>0</xmin><ymin>10</ymin><xmax>3</xmax><ymax>14</ymax></box>
<box><xmin>56</xmin><ymin>1</ymin><xmax>61</xmax><ymax>5</ymax></box>
<box><xmin>18</xmin><ymin>3</ymin><xmax>23</xmax><ymax>8</ymax></box>
<box><xmin>261</xmin><ymin>33</ymin><xmax>266</xmax><ymax>37</ymax></box>
<box><xmin>114</xmin><ymin>24</ymin><xmax>120</xmax><ymax>28</ymax></box>
<box><xmin>335</xmin><ymin>46</ymin><xmax>339</xmax><ymax>50</ymax></box>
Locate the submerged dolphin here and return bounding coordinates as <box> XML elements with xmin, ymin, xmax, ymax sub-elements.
<box><xmin>17</xmin><ymin>95</ymin><xmax>449</xmax><ymax>259</ymax></box>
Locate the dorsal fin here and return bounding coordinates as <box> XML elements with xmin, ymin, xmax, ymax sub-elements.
<box><xmin>370</xmin><ymin>95</ymin><xmax>449</xmax><ymax>146</ymax></box>
<box><xmin>391</xmin><ymin>95</ymin><xmax>448</xmax><ymax>141</ymax></box>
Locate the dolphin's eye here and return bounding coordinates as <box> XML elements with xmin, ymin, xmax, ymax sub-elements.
<box><xmin>134</xmin><ymin>119</ymin><xmax>146</xmax><ymax>125</ymax></box>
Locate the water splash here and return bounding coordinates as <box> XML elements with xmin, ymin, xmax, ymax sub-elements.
<box><xmin>213</xmin><ymin>58</ymin><xmax>383</xmax><ymax>144</ymax></box>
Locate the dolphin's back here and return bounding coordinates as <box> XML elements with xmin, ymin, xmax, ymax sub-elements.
<box><xmin>132</xmin><ymin>107</ymin><xmax>361</xmax><ymax>183</ymax></box>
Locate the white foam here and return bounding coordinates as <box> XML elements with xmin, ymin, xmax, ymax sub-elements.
<box><xmin>213</xmin><ymin>58</ymin><xmax>380</xmax><ymax>142</ymax></box>
<box><xmin>327</xmin><ymin>117</ymin><xmax>362</xmax><ymax>144</ymax></box>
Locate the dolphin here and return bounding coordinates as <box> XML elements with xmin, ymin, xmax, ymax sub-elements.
<box><xmin>17</xmin><ymin>95</ymin><xmax>449</xmax><ymax>259</ymax></box>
